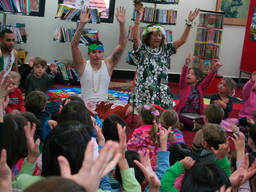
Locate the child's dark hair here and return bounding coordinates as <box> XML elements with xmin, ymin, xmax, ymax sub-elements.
<box><xmin>168</xmin><ymin>143</ymin><xmax>192</xmax><ymax>166</ymax></box>
<box><xmin>191</xmin><ymin>67</ymin><xmax>204</xmax><ymax>85</ymax></box>
<box><xmin>204</xmin><ymin>104</ymin><xmax>224</xmax><ymax>124</ymax></box>
<box><xmin>140</xmin><ymin>105</ymin><xmax>160</xmax><ymax>145</ymax></box>
<box><xmin>21</xmin><ymin>112</ymin><xmax>41</xmax><ymax>127</ymax></box>
<box><xmin>221</xmin><ymin>78</ymin><xmax>236</xmax><ymax>96</ymax></box>
<box><xmin>25</xmin><ymin>91</ymin><xmax>47</xmax><ymax>114</ymax></box>
<box><xmin>62</xmin><ymin>95</ymin><xmax>85</xmax><ymax>107</ymax></box>
<box><xmin>58</xmin><ymin>101</ymin><xmax>93</xmax><ymax>136</ymax></box>
<box><xmin>249</xmin><ymin>124</ymin><xmax>256</xmax><ymax>145</ymax></box>
<box><xmin>181</xmin><ymin>161</ymin><xmax>231</xmax><ymax>192</ymax></box>
<box><xmin>1</xmin><ymin>114</ymin><xmax>28</xmax><ymax>168</ymax></box>
<box><xmin>159</xmin><ymin>109</ymin><xmax>178</xmax><ymax>129</ymax></box>
<box><xmin>41</xmin><ymin>121</ymin><xmax>91</xmax><ymax>177</ymax></box>
<box><xmin>115</xmin><ymin>150</ymin><xmax>145</xmax><ymax>185</ymax></box>
<box><xmin>24</xmin><ymin>177</ymin><xmax>86</xmax><ymax>192</ymax></box>
<box><xmin>33</xmin><ymin>56</ymin><xmax>47</xmax><ymax>68</ymax></box>
<box><xmin>202</xmin><ymin>123</ymin><xmax>226</xmax><ymax>150</ymax></box>
<box><xmin>102</xmin><ymin>114</ymin><xmax>128</xmax><ymax>141</ymax></box>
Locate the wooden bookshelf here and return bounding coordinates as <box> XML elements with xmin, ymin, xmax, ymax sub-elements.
<box><xmin>193</xmin><ymin>10</ymin><xmax>224</xmax><ymax>73</ymax></box>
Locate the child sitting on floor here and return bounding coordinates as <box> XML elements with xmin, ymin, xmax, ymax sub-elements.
<box><xmin>210</xmin><ymin>77</ymin><xmax>236</xmax><ymax>119</ymax></box>
<box><xmin>175</xmin><ymin>53</ymin><xmax>222</xmax><ymax>130</ymax></box>
<box><xmin>5</xmin><ymin>71</ymin><xmax>25</xmax><ymax>114</ymax></box>
<box><xmin>25</xmin><ymin>57</ymin><xmax>59</xmax><ymax>96</ymax></box>
<box><xmin>238</xmin><ymin>71</ymin><xmax>256</xmax><ymax>128</ymax></box>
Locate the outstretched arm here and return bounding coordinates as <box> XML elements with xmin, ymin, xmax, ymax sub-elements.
<box><xmin>133</xmin><ymin>3</ymin><xmax>143</xmax><ymax>51</ymax></box>
<box><xmin>106</xmin><ymin>7</ymin><xmax>127</xmax><ymax>75</ymax></box>
<box><xmin>173</xmin><ymin>9</ymin><xmax>200</xmax><ymax>49</ymax></box>
<box><xmin>71</xmin><ymin>7</ymin><xmax>91</xmax><ymax>77</ymax></box>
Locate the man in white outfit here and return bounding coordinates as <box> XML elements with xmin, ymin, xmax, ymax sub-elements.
<box><xmin>71</xmin><ymin>6</ymin><xmax>132</xmax><ymax>120</ymax></box>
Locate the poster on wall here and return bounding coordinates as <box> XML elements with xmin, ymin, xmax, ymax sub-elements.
<box><xmin>63</xmin><ymin>0</ymin><xmax>110</xmax><ymax>18</ymax></box>
<box><xmin>250</xmin><ymin>5</ymin><xmax>256</xmax><ymax>41</ymax></box>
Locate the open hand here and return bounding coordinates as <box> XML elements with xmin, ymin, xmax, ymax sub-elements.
<box><xmin>116</xmin><ymin>6</ymin><xmax>126</xmax><ymax>24</ymax></box>
<box><xmin>212</xmin><ymin>61</ymin><xmax>222</xmax><ymax>72</ymax></box>
<box><xmin>49</xmin><ymin>62</ymin><xmax>58</xmax><ymax>73</ymax></box>
<box><xmin>211</xmin><ymin>141</ymin><xmax>229</xmax><ymax>160</ymax></box>
<box><xmin>0</xmin><ymin>149</ymin><xmax>11</xmax><ymax>192</ymax></box>
<box><xmin>80</xmin><ymin>6</ymin><xmax>91</xmax><ymax>24</ymax></box>
<box><xmin>188</xmin><ymin>8</ymin><xmax>200</xmax><ymax>22</ymax></box>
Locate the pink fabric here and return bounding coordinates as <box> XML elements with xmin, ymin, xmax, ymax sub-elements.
<box><xmin>175</xmin><ymin>173</ymin><xmax>185</xmax><ymax>191</ymax></box>
<box><xmin>239</xmin><ymin>80</ymin><xmax>256</xmax><ymax>119</ymax></box>
<box><xmin>220</xmin><ymin>118</ymin><xmax>239</xmax><ymax>132</ymax></box>
<box><xmin>175</xmin><ymin>65</ymin><xmax>217</xmax><ymax>115</ymax></box>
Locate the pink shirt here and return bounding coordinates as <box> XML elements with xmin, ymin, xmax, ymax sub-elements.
<box><xmin>239</xmin><ymin>80</ymin><xmax>256</xmax><ymax>119</ymax></box>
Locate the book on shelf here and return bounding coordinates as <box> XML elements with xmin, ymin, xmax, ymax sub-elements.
<box><xmin>140</xmin><ymin>0</ymin><xmax>179</xmax><ymax>3</ymax></box>
<box><xmin>192</xmin><ymin>57</ymin><xmax>217</xmax><ymax>73</ymax></box>
<box><xmin>1</xmin><ymin>23</ymin><xmax>27</xmax><ymax>43</ymax></box>
<box><xmin>0</xmin><ymin>0</ymin><xmax>30</xmax><ymax>15</ymax></box>
<box><xmin>195</xmin><ymin>28</ymin><xmax>222</xmax><ymax>44</ymax></box>
<box><xmin>194</xmin><ymin>43</ymin><xmax>220</xmax><ymax>59</ymax></box>
<box><xmin>198</xmin><ymin>13</ymin><xmax>224</xmax><ymax>29</ymax></box>
<box><xmin>132</xmin><ymin>7</ymin><xmax>177</xmax><ymax>25</ymax></box>
<box><xmin>55</xmin><ymin>4</ymin><xmax>100</xmax><ymax>23</ymax></box>
<box><xmin>56</xmin><ymin>61</ymin><xmax>69</xmax><ymax>81</ymax></box>
<box><xmin>55</xmin><ymin>60</ymin><xmax>80</xmax><ymax>81</ymax></box>
<box><xmin>53</xmin><ymin>26</ymin><xmax>99</xmax><ymax>45</ymax></box>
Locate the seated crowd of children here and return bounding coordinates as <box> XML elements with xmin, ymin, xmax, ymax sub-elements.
<box><xmin>0</xmin><ymin>47</ymin><xmax>256</xmax><ymax>192</ymax></box>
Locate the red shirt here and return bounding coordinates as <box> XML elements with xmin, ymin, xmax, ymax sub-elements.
<box><xmin>6</xmin><ymin>88</ymin><xmax>26</xmax><ymax>114</ymax></box>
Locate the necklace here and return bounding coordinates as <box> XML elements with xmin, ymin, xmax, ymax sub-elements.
<box><xmin>92</xmin><ymin>67</ymin><xmax>102</xmax><ymax>93</ymax></box>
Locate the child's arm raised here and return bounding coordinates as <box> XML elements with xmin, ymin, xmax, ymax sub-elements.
<box><xmin>179</xmin><ymin>53</ymin><xmax>191</xmax><ymax>89</ymax></box>
<box><xmin>242</xmin><ymin>72</ymin><xmax>256</xmax><ymax>100</ymax></box>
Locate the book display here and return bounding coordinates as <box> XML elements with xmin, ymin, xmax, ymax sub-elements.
<box><xmin>55</xmin><ymin>60</ymin><xmax>80</xmax><ymax>83</ymax></box>
<box><xmin>53</xmin><ymin>26</ymin><xmax>99</xmax><ymax>45</ymax></box>
<box><xmin>193</xmin><ymin>10</ymin><xmax>224</xmax><ymax>73</ymax></box>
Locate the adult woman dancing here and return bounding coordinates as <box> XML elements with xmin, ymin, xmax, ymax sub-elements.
<box><xmin>130</xmin><ymin>1</ymin><xmax>200</xmax><ymax>110</ymax></box>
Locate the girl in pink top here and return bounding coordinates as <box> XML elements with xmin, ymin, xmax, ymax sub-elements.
<box><xmin>238</xmin><ymin>72</ymin><xmax>256</xmax><ymax>126</ymax></box>
<box><xmin>127</xmin><ymin>105</ymin><xmax>180</xmax><ymax>170</ymax></box>
<box><xmin>175</xmin><ymin>54</ymin><xmax>222</xmax><ymax>129</ymax></box>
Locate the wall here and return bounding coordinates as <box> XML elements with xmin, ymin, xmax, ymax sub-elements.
<box><xmin>1</xmin><ymin>0</ymin><xmax>247</xmax><ymax>78</ymax></box>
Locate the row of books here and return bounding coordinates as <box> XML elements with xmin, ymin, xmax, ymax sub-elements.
<box><xmin>53</xmin><ymin>26</ymin><xmax>99</xmax><ymax>45</ymax></box>
<box><xmin>196</xmin><ymin>28</ymin><xmax>223</xmax><ymax>44</ymax></box>
<box><xmin>55</xmin><ymin>60</ymin><xmax>80</xmax><ymax>81</ymax></box>
<box><xmin>198</xmin><ymin>13</ymin><xmax>224</xmax><ymax>29</ymax></box>
<box><xmin>133</xmin><ymin>7</ymin><xmax>177</xmax><ymax>25</ymax></box>
<box><xmin>1</xmin><ymin>23</ymin><xmax>27</xmax><ymax>43</ymax></box>
<box><xmin>141</xmin><ymin>0</ymin><xmax>179</xmax><ymax>4</ymax></box>
<box><xmin>55</xmin><ymin>4</ymin><xmax>100</xmax><ymax>23</ymax></box>
<box><xmin>127</xmin><ymin>25</ymin><xmax>173</xmax><ymax>43</ymax></box>
<box><xmin>193</xmin><ymin>57</ymin><xmax>217</xmax><ymax>73</ymax></box>
<box><xmin>194</xmin><ymin>43</ymin><xmax>220</xmax><ymax>59</ymax></box>
<box><xmin>0</xmin><ymin>0</ymin><xmax>31</xmax><ymax>15</ymax></box>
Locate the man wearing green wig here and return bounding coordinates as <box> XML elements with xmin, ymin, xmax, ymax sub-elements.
<box><xmin>71</xmin><ymin>6</ymin><xmax>133</xmax><ymax>120</ymax></box>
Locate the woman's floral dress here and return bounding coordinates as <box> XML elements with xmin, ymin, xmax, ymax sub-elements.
<box><xmin>131</xmin><ymin>43</ymin><xmax>176</xmax><ymax>110</ymax></box>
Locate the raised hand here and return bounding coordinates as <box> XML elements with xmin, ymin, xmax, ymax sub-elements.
<box><xmin>188</xmin><ymin>8</ymin><xmax>200</xmax><ymax>22</ymax></box>
<box><xmin>0</xmin><ymin>149</ymin><xmax>12</xmax><ymax>192</ymax></box>
<box><xmin>28</xmin><ymin>57</ymin><xmax>34</xmax><ymax>68</ymax></box>
<box><xmin>212</xmin><ymin>61</ymin><xmax>223</xmax><ymax>72</ymax></box>
<box><xmin>49</xmin><ymin>62</ymin><xmax>58</xmax><ymax>73</ymax></box>
<box><xmin>180</xmin><ymin>156</ymin><xmax>195</xmax><ymax>170</ymax></box>
<box><xmin>116</xmin><ymin>6</ymin><xmax>126</xmax><ymax>24</ymax></box>
<box><xmin>92</xmin><ymin>116</ymin><xmax>105</xmax><ymax>146</ymax></box>
<box><xmin>24</xmin><ymin>122</ymin><xmax>40</xmax><ymax>163</ymax></box>
<box><xmin>211</xmin><ymin>141</ymin><xmax>229</xmax><ymax>160</ymax></box>
<box><xmin>117</xmin><ymin>123</ymin><xmax>126</xmax><ymax>159</ymax></box>
<box><xmin>80</xmin><ymin>6</ymin><xmax>91</xmax><ymax>24</ymax></box>
<box><xmin>185</xmin><ymin>53</ymin><xmax>192</xmax><ymax>66</ymax></box>
<box><xmin>0</xmin><ymin>70</ymin><xmax>12</xmax><ymax>99</ymax></box>
<box><xmin>134</xmin><ymin>150</ymin><xmax>161</xmax><ymax>191</ymax></box>
<box><xmin>158</xmin><ymin>127</ymin><xmax>172</xmax><ymax>151</ymax></box>
<box><xmin>216</xmin><ymin>186</ymin><xmax>232</xmax><ymax>192</ymax></box>
<box><xmin>58</xmin><ymin>140</ymin><xmax>121</xmax><ymax>192</ymax></box>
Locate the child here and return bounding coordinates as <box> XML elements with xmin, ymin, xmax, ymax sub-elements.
<box><xmin>175</xmin><ymin>53</ymin><xmax>222</xmax><ymax>129</ymax></box>
<box><xmin>239</xmin><ymin>71</ymin><xmax>256</xmax><ymax>127</ymax></box>
<box><xmin>24</xmin><ymin>90</ymin><xmax>49</xmax><ymax>141</ymax></box>
<box><xmin>210</xmin><ymin>77</ymin><xmax>236</xmax><ymax>119</ymax></box>
<box><xmin>127</xmin><ymin>105</ymin><xmax>179</xmax><ymax>170</ymax></box>
<box><xmin>5</xmin><ymin>71</ymin><xmax>25</xmax><ymax>113</ymax></box>
<box><xmin>25</xmin><ymin>57</ymin><xmax>58</xmax><ymax>96</ymax></box>
<box><xmin>159</xmin><ymin>109</ymin><xmax>184</xmax><ymax>143</ymax></box>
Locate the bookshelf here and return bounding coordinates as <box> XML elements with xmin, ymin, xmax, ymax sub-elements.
<box><xmin>1</xmin><ymin>23</ymin><xmax>27</xmax><ymax>44</ymax></box>
<box><xmin>55</xmin><ymin>60</ymin><xmax>80</xmax><ymax>84</ymax></box>
<box><xmin>53</xmin><ymin>26</ymin><xmax>99</xmax><ymax>45</ymax></box>
<box><xmin>193</xmin><ymin>10</ymin><xmax>224</xmax><ymax>73</ymax></box>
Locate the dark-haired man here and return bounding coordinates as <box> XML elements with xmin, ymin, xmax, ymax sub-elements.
<box><xmin>71</xmin><ymin>6</ymin><xmax>132</xmax><ymax>120</ymax></box>
<box><xmin>0</xmin><ymin>29</ymin><xmax>18</xmax><ymax>76</ymax></box>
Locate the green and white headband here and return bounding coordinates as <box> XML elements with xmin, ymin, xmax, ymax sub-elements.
<box><xmin>142</xmin><ymin>25</ymin><xmax>166</xmax><ymax>37</ymax></box>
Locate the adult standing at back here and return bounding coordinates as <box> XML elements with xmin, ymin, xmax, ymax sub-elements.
<box><xmin>0</xmin><ymin>29</ymin><xmax>18</xmax><ymax>76</ymax></box>
<box><xmin>131</xmin><ymin>1</ymin><xmax>200</xmax><ymax>110</ymax></box>
<box><xmin>71</xmin><ymin>6</ymin><xmax>132</xmax><ymax>120</ymax></box>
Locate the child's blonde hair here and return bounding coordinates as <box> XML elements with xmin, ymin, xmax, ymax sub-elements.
<box><xmin>140</xmin><ymin>105</ymin><xmax>160</xmax><ymax>145</ymax></box>
<box><xmin>9</xmin><ymin>71</ymin><xmax>21</xmax><ymax>82</ymax></box>
<box><xmin>159</xmin><ymin>109</ymin><xmax>178</xmax><ymax>128</ymax></box>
